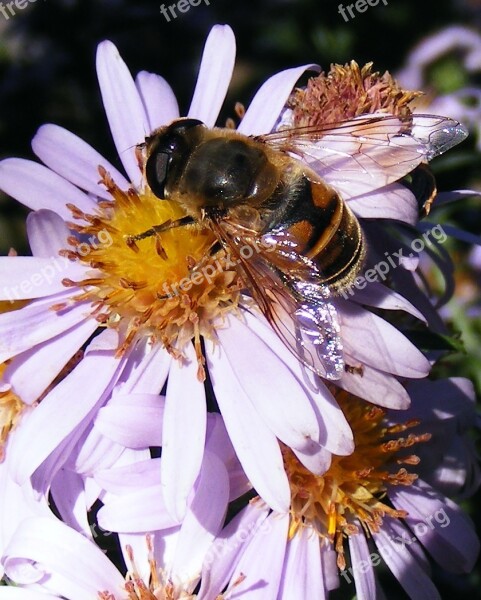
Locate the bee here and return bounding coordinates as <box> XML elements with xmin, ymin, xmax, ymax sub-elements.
<box><xmin>132</xmin><ymin>114</ymin><xmax>467</xmax><ymax>379</ymax></box>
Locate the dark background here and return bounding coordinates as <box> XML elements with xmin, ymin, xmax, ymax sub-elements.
<box><xmin>0</xmin><ymin>0</ymin><xmax>480</xmax><ymax>597</ymax></box>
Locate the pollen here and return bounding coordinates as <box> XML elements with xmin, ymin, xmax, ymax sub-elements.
<box><xmin>282</xmin><ymin>387</ymin><xmax>431</xmax><ymax>570</ymax></box>
<box><xmin>0</xmin><ymin>375</ymin><xmax>27</xmax><ymax>462</ymax></box>
<box><xmin>288</xmin><ymin>61</ymin><xmax>422</xmax><ymax>126</ymax></box>
<box><xmin>97</xmin><ymin>536</ymin><xmax>231</xmax><ymax>600</ymax></box>
<box><xmin>0</xmin><ymin>300</ymin><xmax>31</xmax><ymax>461</ymax></box>
<box><xmin>61</xmin><ymin>168</ymin><xmax>242</xmax><ymax>380</ymax></box>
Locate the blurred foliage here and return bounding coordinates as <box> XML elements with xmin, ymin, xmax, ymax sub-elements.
<box><xmin>0</xmin><ymin>0</ymin><xmax>480</xmax><ymax>598</ymax></box>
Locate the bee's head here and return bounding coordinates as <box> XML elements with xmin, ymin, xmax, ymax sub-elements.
<box><xmin>143</xmin><ymin>118</ymin><xmax>205</xmax><ymax>199</ymax></box>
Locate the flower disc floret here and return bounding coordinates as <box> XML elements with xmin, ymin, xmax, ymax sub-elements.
<box><xmin>61</xmin><ymin>168</ymin><xmax>242</xmax><ymax>378</ymax></box>
<box><xmin>282</xmin><ymin>387</ymin><xmax>431</xmax><ymax>568</ymax></box>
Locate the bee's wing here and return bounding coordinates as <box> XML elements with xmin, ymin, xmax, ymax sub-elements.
<box><xmin>257</xmin><ymin>114</ymin><xmax>467</xmax><ymax>197</ymax></box>
<box><xmin>212</xmin><ymin>221</ymin><xmax>344</xmax><ymax>380</ymax></box>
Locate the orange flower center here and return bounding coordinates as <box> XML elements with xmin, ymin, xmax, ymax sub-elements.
<box><xmin>282</xmin><ymin>387</ymin><xmax>430</xmax><ymax>569</ymax></box>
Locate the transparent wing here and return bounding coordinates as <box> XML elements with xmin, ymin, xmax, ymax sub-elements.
<box><xmin>256</xmin><ymin>114</ymin><xmax>468</xmax><ymax>197</ymax></box>
<box><xmin>211</xmin><ymin>220</ymin><xmax>344</xmax><ymax>380</ymax></box>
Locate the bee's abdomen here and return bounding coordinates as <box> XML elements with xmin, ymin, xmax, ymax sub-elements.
<box><xmin>264</xmin><ymin>174</ymin><xmax>365</xmax><ymax>292</ymax></box>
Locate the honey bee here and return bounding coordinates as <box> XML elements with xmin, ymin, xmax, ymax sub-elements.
<box><xmin>133</xmin><ymin>114</ymin><xmax>467</xmax><ymax>379</ymax></box>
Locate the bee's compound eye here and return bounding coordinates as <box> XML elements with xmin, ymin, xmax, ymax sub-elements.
<box><xmin>145</xmin><ymin>119</ymin><xmax>205</xmax><ymax>199</ymax></box>
<box><xmin>168</xmin><ymin>118</ymin><xmax>204</xmax><ymax>136</ymax></box>
<box><xmin>146</xmin><ymin>150</ymin><xmax>170</xmax><ymax>199</ymax></box>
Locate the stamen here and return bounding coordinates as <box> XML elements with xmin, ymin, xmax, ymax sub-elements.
<box><xmin>289</xmin><ymin>61</ymin><xmax>421</xmax><ymax>127</ymax></box>
<box><xmin>282</xmin><ymin>387</ymin><xmax>431</xmax><ymax>565</ymax></box>
<box><xmin>59</xmin><ymin>167</ymin><xmax>242</xmax><ymax>378</ymax></box>
<box><xmin>0</xmin><ymin>383</ymin><xmax>26</xmax><ymax>462</ymax></box>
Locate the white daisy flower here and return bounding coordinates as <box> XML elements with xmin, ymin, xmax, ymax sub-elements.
<box><xmin>0</xmin><ymin>26</ymin><xmax>458</xmax><ymax>517</ymax></box>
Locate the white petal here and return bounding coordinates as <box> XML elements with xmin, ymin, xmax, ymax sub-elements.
<box><xmin>241</xmin><ymin>310</ymin><xmax>353</xmax><ymax>455</ymax></box>
<box><xmin>188</xmin><ymin>25</ymin><xmax>236</xmax><ymax>126</ymax></box>
<box><xmin>199</xmin><ymin>503</ymin><xmax>270</xmax><ymax>600</ymax></box>
<box><xmin>95</xmin><ymin>393</ymin><xmax>165</xmax><ymax>448</ymax></box>
<box><xmin>32</xmin><ymin>124</ymin><xmax>130</xmax><ymax>197</ymax></box>
<box><xmin>50</xmin><ymin>469</ymin><xmax>91</xmax><ymax>537</ymax></box>
<box><xmin>238</xmin><ymin>64</ymin><xmax>319</xmax><ymax>136</ymax></box>
<box><xmin>337</xmin><ymin>299</ymin><xmax>430</xmax><ymax>378</ymax></box>
<box><xmin>389</xmin><ymin>479</ymin><xmax>480</xmax><ymax>573</ymax></box>
<box><xmin>70</xmin><ymin>424</ymin><xmax>127</xmax><ymax>476</ymax></box>
<box><xmin>161</xmin><ymin>343</ymin><xmax>206</xmax><ymax>522</ymax></box>
<box><xmin>348</xmin><ymin>183</ymin><xmax>418</xmax><ymax>222</ymax></box>
<box><xmin>345</xmin><ymin>281</ymin><xmax>426</xmax><ymax>323</ymax></box>
<box><xmin>0</xmin><ymin>257</ymin><xmax>86</xmax><ymax>300</ymax></box>
<box><xmin>114</xmin><ymin>341</ymin><xmax>171</xmax><ymax>394</ymax></box>
<box><xmin>217</xmin><ymin>316</ymin><xmax>322</xmax><ymax>451</ymax></box>
<box><xmin>10</xmin><ymin>331</ymin><xmax>121</xmax><ymax>484</ymax></box>
<box><xmin>279</xmin><ymin>528</ymin><xmax>326</xmax><ymax>600</ymax></box>
<box><xmin>205</xmin><ymin>413</ymin><xmax>236</xmax><ymax>466</ymax></box>
<box><xmin>94</xmin><ymin>457</ymin><xmax>161</xmax><ymax>494</ymax></box>
<box><xmin>227</xmin><ymin>512</ymin><xmax>289</xmax><ymax>600</ymax></box>
<box><xmin>3</xmin><ymin>517</ymin><xmax>124</xmax><ymax>599</ymax></box>
<box><xmin>96</xmin><ymin>40</ymin><xmax>150</xmax><ymax>187</ymax></box>
<box><xmin>435</xmin><ymin>189</ymin><xmax>481</xmax><ymax>206</ymax></box>
<box><xmin>372</xmin><ymin>519</ymin><xmax>440</xmax><ymax>600</ymax></box>
<box><xmin>293</xmin><ymin>444</ymin><xmax>332</xmax><ymax>475</ymax></box>
<box><xmin>206</xmin><ymin>414</ymin><xmax>251</xmax><ymax>501</ymax></box>
<box><xmin>97</xmin><ymin>486</ymin><xmax>179</xmax><ymax>532</ymax></box>
<box><xmin>348</xmin><ymin>531</ymin><xmax>377</xmax><ymax>600</ymax></box>
<box><xmin>0</xmin><ymin>446</ymin><xmax>51</xmax><ymax>557</ymax></box>
<box><xmin>321</xmin><ymin>545</ymin><xmax>341</xmax><ymax>591</ymax></box>
<box><xmin>169</xmin><ymin>451</ymin><xmax>229</xmax><ymax>587</ymax></box>
<box><xmin>405</xmin><ymin>377</ymin><xmax>475</xmax><ymax>421</ymax></box>
<box><xmin>118</xmin><ymin>532</ymin><xmax>153</xmax><ymax>583</ymax></box>
<box><xmin>0</xmin><ymin>293</ymin><xmax>91</xmax><ymax>363</ymax></box>
<box><xmin>0</xmin><ymin>590</ymin><xmax>60</xmax><ymax>599</ymax></box>
<box><xmin>3</xmin><ymin>317</ymin><xmax>98</xmax><ymax>404</ymax></box>
<box><xmin>339</xmin><ymin>359</ymin><xmax>411</xmax><ymax>409</ymax></box>
<box><xmin>26</xmin><ymin>210</ymin><xmax>70</xmax><ymax>258</ymax></box>
<box><xmin>206</xmin><ymin>340</ymin><xmax>290</xmax><ymax>513</ymax></box>
<box><xmin>136</xmin><ymin>71</ymin><xmax>179</xmax><ymax>131</ymax></box>
<box><xmin>0</xmin><ymin>158</ymin><xmax>96</xmax><ymax>220</ymax></box>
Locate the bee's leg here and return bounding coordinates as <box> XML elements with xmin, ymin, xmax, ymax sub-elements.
<box><xmin>403</xmin><ymin>163</ymin><xmax>437</xmax><ymax>217</ymax></box>
<box><xmin>125</xmin><ymin>216</ymin><xmax>195</xmax><ymax>248</ymax></box>
<box><xmin>187</xmin><ymin>240</ymin><xmax>224</xmax><ymax>274</ymax></box>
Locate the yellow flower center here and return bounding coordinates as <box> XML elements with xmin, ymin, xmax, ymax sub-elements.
<box><xmin>282</xmin><ymin>387</ymin><xmax>430</xmax><ymax>569</ymax></box>
<box><xmin>62</xmin><ymin>168</ymin><xmax>242</xmax><ymax>380</ymax></box>
<box><xmin>0</xmin><ymin>301</ymin><xmax>31</xmax><ymax>460</ymax></box>
<box><xmin>0</xmin><ymin>371</ymin><xmax>27</xmax><ymax>462</ymax></box>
